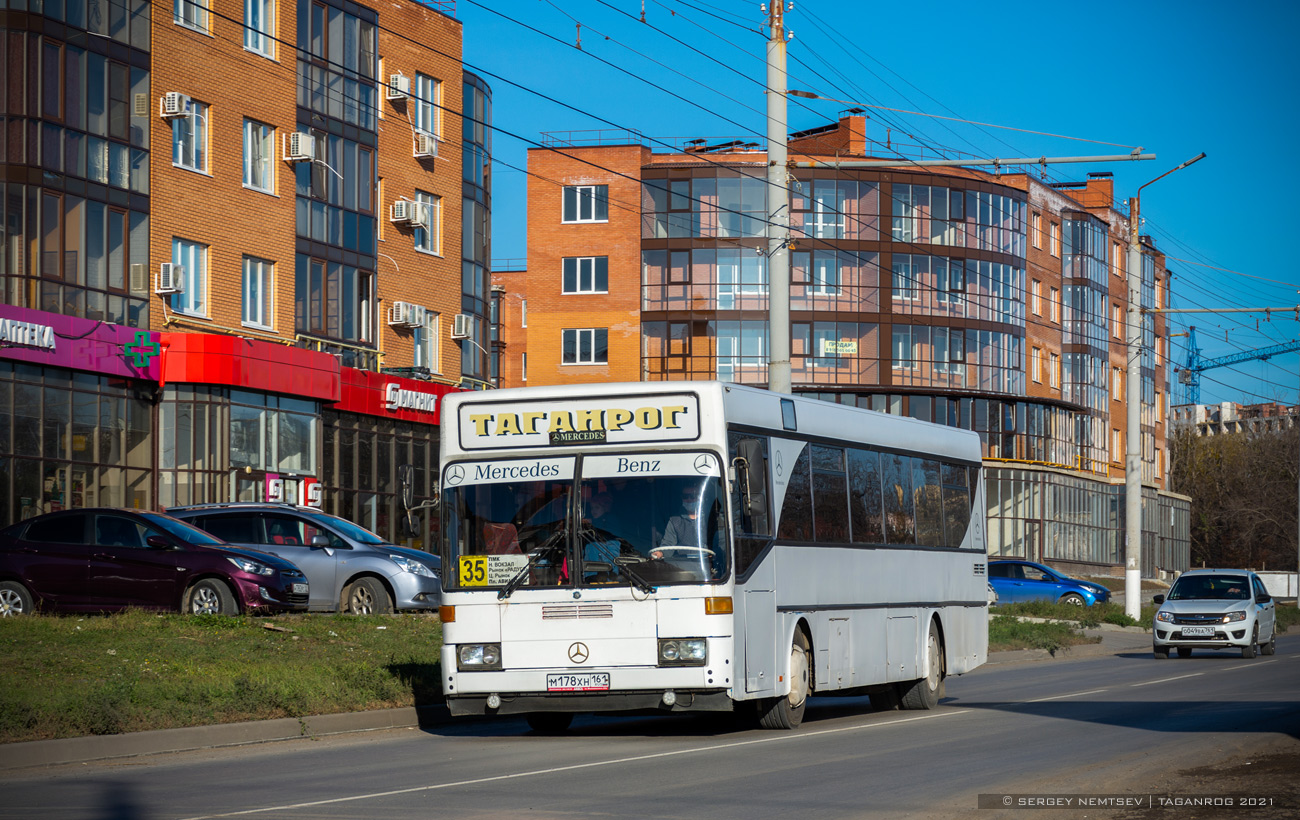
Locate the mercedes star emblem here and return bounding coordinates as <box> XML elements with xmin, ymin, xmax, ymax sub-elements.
<box><xmin>445</xmin><ymin>464</ymin><xmax>465</xmax><ymax>485</ymax></box>
<box><xmin>568</xmin><ymin>642</ymin><xmax>590</xmax><ymax>664</ymax></box>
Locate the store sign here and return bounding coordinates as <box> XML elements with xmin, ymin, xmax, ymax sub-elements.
<box><xmin>265</xmin><ymin>473</ymin><xmax>284</xmax><ymax>503</ymax></box>
<box><xmin>299</xmin><ymin>477</ymin><xmax>322</xmax><ymax>508</ymax></box>
<box><xmin>384</xmin><ymin>383</ymin><xmax>440</xmax><ymax>414</ymax></box>
<box><xmin>0</xmin><ymin>318</ymin><xmax>56</xmax><ymax>351</ymax></box>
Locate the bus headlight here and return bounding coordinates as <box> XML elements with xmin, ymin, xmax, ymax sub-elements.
<box><xmin>658</xmin><ymin>638</ymin><xmax>708</xmax><ymax>666</ymax></box>
<box><xmin>457</xmin><ymin>644</ymin><xmax>502</xmax><ymax>671</ymax></box>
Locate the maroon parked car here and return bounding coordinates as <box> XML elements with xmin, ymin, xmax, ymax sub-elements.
<box><xmin>0</xmin><ymin>509</ymin><xmax>309</xmax><ymax>616</ymax></box>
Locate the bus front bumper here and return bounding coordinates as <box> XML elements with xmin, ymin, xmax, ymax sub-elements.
<box><xmin>447</xmin><ymin>689</ymin><xmax>735</xmax><ymax>716</ymax></box>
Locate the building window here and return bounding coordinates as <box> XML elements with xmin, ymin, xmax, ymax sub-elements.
<box><xmin>413</xmin><ymin>311</ymin><xmax>439</xmax><ymax>371</ymax></box>
<box><xmin>563</xmin><ymin>185</ymin><xmax>608</xmax><ymax>223</ymax></box>
<box><xmin>243</xmin><ymin>119</ymin><xmax>274</xmax><ymax>192</ymax></box>
<box><xmin>1049</xmin><ymin>287</ymin><xmax>1060</xmax><ymax>323</ymax></box>
<box><xmin>891</xmin><ymin>255</ymin><xmax>919</xmax><ymax>301</ymax></box>
<box><xmin>1112</xmin><ymin>304</ymin><xmax>1122</xmax><ymax>339</ymax></box>
<box><xmin>173</xmin><ymin>238</ymin><xmax>208</xmax><ymax>316</ymax></box>
<box><xmin>172</xmin><ymin>98</ymin><xmax>208</xmax><ymax>172</ymax></box>
<box><xmin>522</xmin><ymin>352</ymin><xmax>527</xmax><ymax>382</ymax></box>
<box><xmin>891</xmin><ymin>326</ymin><xmax>917</xmax><ymax>371</ymax></box>
<box><xmin>1049</xmin><ymin>352</ymin><xmax>1060</xmax><ymax>388</ymax></box>
<box><xmin>1113</xmin><ymin>367</ymin><xmax>1123</xmax><ymax>401</ymax></box>
<box><xmin>1049</xmin><ymin>222</ymin><xmax>1060</xmax><ymax>257</ymax></box>
<box><xmin>414</xmin><ymin>191</ymin><xmax>442</xmax><ymax>255</ymax></box>
<box><xmin>295</xmin><ymin>255</ymin><xmax>375</xmax><ymax>346</ymax></box>
<box><xmin>521</xmin><ymin>299</ymin><xmax>527</xmax><ymax>328</ymax></box>
<box><xmin>1112</xmin><ymin>429</ymin><xmax>1122</xmax><ymax>462</ymax></box>
<box><xmin>241</xmin><ymin>257</ymin><xmax>274</xmax><ymax>329</ymax></box>
<box><xmin>1031</xmin><ymin>279</ymin><xmax>1042</xmax><ymax>315</ymax></box>
<box><xmin>562</xmin><ymin>328</ymin><xmax>608</xmax><ymax>365</ymax></box>
<box><xmin>1112</xmin><ymin>241</ymin><xmax>1122</xmax><ymax>277</ymax></box>
<box><xmin>562</xmin><ymin>257</ymin><xmax>608</xmax><ymax>294</ymax></box>
<box><xmin>1032</xmin><ymin>213</ymin><xmax>1042</xmax><ymax>249</ymax></box>
<box><xmin>245</xmin><ymin>0</ymin><xmax>274</xmax><ymax>56</ymax></box>
<box><xmin>414</xmin><ymin>73</ymin><xmax>441</xmax><ymax>138</ymax></box>
<box><xmin>1032</xmin><ymin>347</ymin><xmax>1042</xmax><ymax>383</ymax></box>
<box><xmin>175</xmin><ymin>0</ymin><xmax>209</xmax><ymax>30</ymax></box>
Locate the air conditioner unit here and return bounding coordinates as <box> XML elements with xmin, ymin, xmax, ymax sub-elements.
<box><xmin>451</xmin><ymin>313</ymin><xmax>471</xmax><ymax>339</ymax></box>
<box><xmin>284</xmin><ymin>132</ymin><xmax>315</xmax><ymax>162</ymax></box>
<box><xmin>408</xmin><ymin>304</ymin><xmax>429</xmax><ymax>327</ymax></box>
<box><xmin>133</xmin><ymin>93</ymin><xmax>149</xmax><ymax>118</ymax></box>
<box><xmin>387</xmin><ymin>72</ymin><xmax>410</xmax><ymax>101</ymax></box>
<box><xmin>157</xmin><ymin>263</ymin><xmax>184</xmax><ymax>294</ymax></box>
<box><xmin>129</xmin><ymin>263</ymin><xmax>147</xmax><ymax>294</ymax></box>
<box><xmin>414</xmin><ymin>132</ymin><xmax>438</xmax><ymax>159</ymax></box>
<box><xmin>159</xmin><ymin>92</ymin><xmax>190</xmax><ymax>119</ymax></box>
<box><xmin>388</xmin><ymin>301</ymin><xmax>414</xmax><ymax>327</ymax></box>
<box><xmin>390</xmin><ymin>200</ymin><xmax>427</xmax><ymax>226</ymax></box>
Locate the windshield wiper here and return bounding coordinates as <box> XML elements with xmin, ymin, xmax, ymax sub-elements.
<box><xmin>498</xmin><ymin>527</ymin><xmax>566</xmax><ymax>600</ymax></box>
<box><xmin>578</xmin><ymin>527</ymin><xmax>656</xmax><ymax>595</ymax></box>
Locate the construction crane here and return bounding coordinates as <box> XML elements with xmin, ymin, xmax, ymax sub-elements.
<box><xmin>1174</xmin><ymin>325</ymin><xmax>1300</xmax><ymax>405</ymax></box>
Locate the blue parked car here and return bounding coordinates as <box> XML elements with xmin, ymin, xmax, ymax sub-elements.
<box><xmin>988</xmin><ymin>560</ymin><xmax>1111</xmax><ymax>606</ymax></box>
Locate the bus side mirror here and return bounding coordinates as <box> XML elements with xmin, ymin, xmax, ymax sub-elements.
<box><xmin>398</xmin><ymin>464</ymin><xmax>415</xmax><ymax>511</ymax></box>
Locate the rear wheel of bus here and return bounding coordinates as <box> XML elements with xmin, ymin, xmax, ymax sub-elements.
<box><xmin>759</xmin><ymin>629</ymin><xmax>810</xmax><ymax>729</ymax></box>
<box><xmin>899</xmin><ymin>619</ymin><xmax>944</xmax><ymax>710</ymax></box>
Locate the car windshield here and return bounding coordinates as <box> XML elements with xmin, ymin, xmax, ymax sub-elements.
<box><xmin>1167</xmin><ymin>574</ymin><xmax>1251</xmax><ymax>601</ymax></box>
<box><xmin>138</xmin><ymin>513</ymin><xmax>227</xmax><ymax>546</ymax></box>
<box><xmin>304</xmin><ymin>512</ymin><xmax>388</xmax><ymax>545</ymax></box>
<box><xmin>442</xmin><ymin>452</ymin><xmax>729</xmax><ymax>592</ymax></box>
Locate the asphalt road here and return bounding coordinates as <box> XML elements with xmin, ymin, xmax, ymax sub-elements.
<box><xmin>3</xmin><ymin>635</ymin><xmax>1298</xmax><ymax>820</ymax></box>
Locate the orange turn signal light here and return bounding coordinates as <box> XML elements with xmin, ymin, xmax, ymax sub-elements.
<box><xmin>704</xmin><ymin>596</ymin><xmax>733</xmax><ymax>615</ymax></box>
<box><xmin>439</xmin><ymin>605</ymin><xmax>455</xmax><ymax>623</ymax></box>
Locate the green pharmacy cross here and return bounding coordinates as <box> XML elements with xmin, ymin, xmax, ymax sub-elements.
<box><xmin>124</xmin><ymin>332</ymin><xmax>161</xmax><ymax>368</ymax></box>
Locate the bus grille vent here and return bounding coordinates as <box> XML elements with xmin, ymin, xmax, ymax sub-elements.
<box><xmin>542</xmin><ymin>604</ymin><xmax>615</xmax><ymax>620</ymax></box>
<box><xmin>973</xmin><ymin>563</ymin><xmax>986</xmax><ymax>576</ymax></box>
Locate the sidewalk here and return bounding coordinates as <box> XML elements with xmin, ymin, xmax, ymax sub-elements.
<box><xmin>0</xmin><ymin>627</ymin><xmax>1156</xmax><ymax>773</ymax></box>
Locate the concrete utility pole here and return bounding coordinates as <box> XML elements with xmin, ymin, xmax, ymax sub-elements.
<box><xmin>1125</xmin><ymin>153</ymin><xmax>1206</xmax><ymax>620</ymax></box>
<box><xmin>765</xmin><ymin>1</ymin><xmax>791</xmax><ymax>394</ymax></box>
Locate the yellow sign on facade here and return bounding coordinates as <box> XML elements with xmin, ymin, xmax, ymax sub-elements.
<box><xmin>820</xmin><ymin>339</ymin><xmax>858</xmax><ymax>356</ymax></box>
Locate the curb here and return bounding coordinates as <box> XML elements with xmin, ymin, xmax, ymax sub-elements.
<box><xmin>0</xmin><ymin>704</ymin><xmax>452</xmax><ymax>773</ymax></box>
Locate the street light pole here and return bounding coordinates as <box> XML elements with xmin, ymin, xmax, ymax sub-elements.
<box><xmin>1124</xmin><ymin>153</ymin><xmax>1206</xmax><ymax>620</ymax></box>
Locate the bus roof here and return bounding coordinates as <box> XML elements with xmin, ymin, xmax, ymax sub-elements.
<box><xmin>443</xmin><ymin>382</ymin><xmax>982</xmax><ymax>465</ymax></box>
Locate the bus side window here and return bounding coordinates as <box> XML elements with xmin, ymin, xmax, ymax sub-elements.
<box><xmin>730</xmin><ymin>436</ymin><xmax>771</xmax><ymax>536</ymax></box>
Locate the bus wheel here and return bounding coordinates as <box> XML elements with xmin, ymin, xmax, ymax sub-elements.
<box><xmin>900</xmin><ymin>620</ymin><xmax>944</xmax><ymax>710</ymax></box>
<box><xmin>526</xmin><ymin>713</ymin><xmax>574</xmax><ymax>734</ymax></box>
<box><xmin>759</xmin><ymin>629</ymin><xmax>810</xmax><ymax>730</ymax></box>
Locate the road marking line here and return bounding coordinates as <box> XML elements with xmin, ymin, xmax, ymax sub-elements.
<box><xmin>175</xmin><ymin>710</ymin><xmax>972</xmax><ymax>820</ymax></box>
<box><xmin>1026</xmin><ymin>688</ymin><xmax>1108</xmax><ymax>703</ymax></box>
<box><xmin>1130</xmin><ymin>672</ymin><xmax>1203</xmax><ymax>687</ymax></box>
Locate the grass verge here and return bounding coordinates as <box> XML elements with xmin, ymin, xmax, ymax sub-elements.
<box><xmin>0</xmin><ymin>611</ymin><xmax>442</xmax><ymax>744</ymax></box>
<box><xmin>995</xmin><ymin>601</ymin><xmax>1147</xmax><ymax>629</ymax></box>
<box><xmin>988</xmin><ymin>614</ymin><xmax>1101</xmax><ymax>655</ymax></box>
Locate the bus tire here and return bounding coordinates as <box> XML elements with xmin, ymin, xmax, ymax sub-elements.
<box><xmin>899</xmin><ymin>619</ymin><xmax>943</xmax><ymax>710</ymax></box>
<box><xmin>759</xmin><ymin>629</ymin><xmax>810</xmax><ymax>730</ymax></box>
<box><xmin>526</xmin><ymin>713</ymin><xmax>573</xmax><ymax>734</ymax></box>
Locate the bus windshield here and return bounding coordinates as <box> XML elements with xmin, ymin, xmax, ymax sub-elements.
<box><xmin>442</xmin><ymin>452</ymin><xmax>728</xmax><ymax>592</ymax></box>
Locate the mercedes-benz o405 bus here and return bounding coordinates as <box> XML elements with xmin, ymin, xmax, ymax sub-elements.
<box><xmin>438</xmin><ymin>382</ymin><xmax>988</xmax><ymax>731</ymax></box>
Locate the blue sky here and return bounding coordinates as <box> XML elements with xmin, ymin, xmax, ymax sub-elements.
<box><xmin>453</xmin><ymin>0</ymin><xmax>1300</xmax><ymax>406</ymax></box>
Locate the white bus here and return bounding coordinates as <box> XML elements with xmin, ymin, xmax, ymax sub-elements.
<box><xmin>438</xmin><ymin>382</ymin><xmax>988</xmax><ymax>731</ymax></box>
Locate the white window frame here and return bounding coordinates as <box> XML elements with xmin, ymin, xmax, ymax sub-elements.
<box><xmin>1049</xmin><ymin>352</ymin><xmax>1060</xmax><ymax>388</ymax></box>
<box><xmin>1049</xmin><ymin>221</ymin><xmax>1060</xmax><ymax>257</ymax></box>
<box><xmin>562</xmin><ymin>185</ymin><xmax>609</xmax><ymax>223</ymax></box>
<box><xmin>414</xmin><ymin>73</ymin><xmax>441</xmax><ymax>138</ymax></box>
<box><xmin>1113</xmin><ymin>367</ymin><xmax>1123</xmax><ymax>401</ymax></box>
<box><xmin>1031</xmin><ymin>279</ymin><xmax>1042</xmax><ymax>316</ymax></box>
<box><xmin>244</xmin><ymin>0</ymin><xmax>274</xmax><ymax>57</ymax></box>
<box><xmin>414</xmin><ymin>191</ymin><xmax>442</xmax><ymax>255</ymax></box>
<box><xmin>172</xmin><ymin>99</ymin><xmax>208</xmax><ymax>172</ymax></box>
<box><xmin>562</xmin><ymin>328</ymin><xmax>608</xmax><ymax>365</ymax></box>
<box><xmin>521</xmin><ymin>352</ymin><xmax>527</xmax><ymax>382</ymax></box>
<box><xmin>562</xmin><ymin>256</ymin><xmax>608</xmax><ymax>294</ymax></box>
<box><xmin>174</xmin><ymin>0</ymin><xmax>209</xmax><ymax>31</ymax></box>
<box><xmin>1049</xmin><ymin>287</ymin><xmax>1060</xmax><ymax>323</ymax></box>
<box><xmin>1032</xmin><ymin>347</ymin><xmax>1042</xmax><ymax>383</ymax></box>
<box><xmin>1031</xmin><ymin>212</ymin><xmax>1042</xmax><ymax>249</ymax></box>
<box><xmin>241</xmin><ymin>256</ymin><xmax>273</xmax><ymax>330</ymax></box>
<box><xmin>172</xmin><ymin>238</ymin><xmax>208</xmax><ymax>317</ymax></box>
<box><xmin>413</xmin><ymin>311</ymin><xmax>440</xmax><ymax>372</ymax></box>
<box><xmin>243</xmin><ymin>119</ymin><xmax>273</xmax><ymax>193</ymax></box>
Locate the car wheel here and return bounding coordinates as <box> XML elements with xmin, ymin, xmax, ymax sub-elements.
<box><xmin>900</xmin><ymin>619</ymin><xmax>944</xmax><ymax>711</ymax></box>
<box><xmin>1241</xmin><ymin>624</ymin><xmax>1258</xmax><ymax>659</ymax></box>
<box><xmin>0</xmin><ymin>581</ymin><xmax>34</xmax><ymax>617</ymax></box>
<box><xmin>343</xmin><ymin>577</ymin><xmax>392</xmax><ymax>615</ymax></box>
<box><xmin>1262</xmin><ymin>630</ymin><xmax>1276</xmax><ymax>656</ymax></box>
<box><xmin>1177</xmin><ymin>647</ymin><xmax>1192</xmax><ymax>659</ymax></box>
<box><xmin>186</xmin><ymin>579</ymin><xmax>238</xmax><ymax>616</ymax></box>
<box><xmin>1059</xmin><ymin>593</ymin><xmax>1085</xmax><ymax>606</ymax></box>
<box><xmin>526</xmin><ymin>713</ymin><xmax>574</xmax><ymax>734</ymax></box>
<box><xmin>758</xmin><ymin>629</ymin><xmax>811</xmax><ymax>729</ymax></box>
<box><xmin>1153</xmin><ymin>645</ymin><xmax>1169</xmax><ymax>659</ymax></box>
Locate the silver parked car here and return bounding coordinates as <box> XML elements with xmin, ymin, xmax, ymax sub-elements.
<box><xmin>1152</xmin><ymin>568</ymin><xmax>1277</xmax><ymax>659</ymax></box>
<box><xmin>168</xmin><ymin>504</ymin><xmax>440</xmax><ymax>614</ymax></box>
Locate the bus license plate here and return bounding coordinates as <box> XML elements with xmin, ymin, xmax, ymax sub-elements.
<box><xmin>547</xmin><ymin>673</ymin><xmax>610</xmax><ymax>692</ymax></box>
<box><xmin>1181</xmin><ymin>626</ymin><xmax>1215</xmax><ymax>637</ymax></box>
